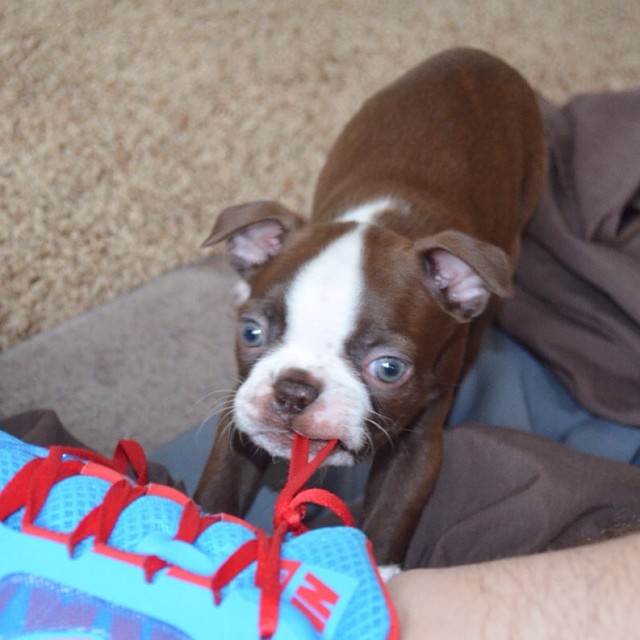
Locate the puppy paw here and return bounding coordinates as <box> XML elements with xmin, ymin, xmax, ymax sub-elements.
<box><xmin>378</xmin><ymin>564</ymin><xmax>402</xmax><ymax>582</ymax></box>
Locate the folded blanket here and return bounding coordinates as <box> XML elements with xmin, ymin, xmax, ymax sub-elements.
<box><xmin>406</xmin><ymin>424</ymin><xmax>640</xmax><ymax>569</ymax></box>
<box><xmin>499</xmin><ymin>89</ymin><xmax>640</xmax><ymax>426</ymax></box>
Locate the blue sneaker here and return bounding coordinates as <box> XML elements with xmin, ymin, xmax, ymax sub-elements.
<box><xmin>0</xmin><ymin>431</ymin><xmax>398</xmax><ymax>639</ymax></box>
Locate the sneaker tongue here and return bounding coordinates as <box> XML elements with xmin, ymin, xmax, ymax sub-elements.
<box><xmin>134</xmin><ymin>531</ymin><xmax>217</xmax><ymax>575</ymax></box>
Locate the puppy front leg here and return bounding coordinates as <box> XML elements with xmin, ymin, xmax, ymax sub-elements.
<box><xmin>363</xmin><ymin>330</ymin><xmax>471</xmax><ymax>564</ymax></box>
<box><xmin>194</xmin><ymin>410</ymin><xmax>271</xmax><ymax>516</ymax></box>
<box><xmin>362</xmin><ymin>410</ymin><xmax>446</xmax><ymax>566</ymax></box>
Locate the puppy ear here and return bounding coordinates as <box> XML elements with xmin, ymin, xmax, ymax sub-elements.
<box><xmin>416</xmin><ymin>230</ymin><xmax>512</xmax><ymax>322</ymax></box>
<box><xmin>202</xmin><ymin>200</ymin><xmax>305</xmax><ymax>277</ymax></box>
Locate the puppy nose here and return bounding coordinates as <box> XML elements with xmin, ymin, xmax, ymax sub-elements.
<box><xmin>273</xmin><ymin>372</ymin><xmax>320</xmax><ymax>415</ymax></box>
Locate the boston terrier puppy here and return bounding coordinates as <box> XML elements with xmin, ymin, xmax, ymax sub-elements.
<box><xmin>194</xmin><ymin>47</ymin><xmax>546</xmax><ymax>565</ymax></box>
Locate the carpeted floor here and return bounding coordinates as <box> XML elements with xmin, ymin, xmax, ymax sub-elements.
<box><xmin>1</xmin><ymin>0</ymin><xmax>639</xmax><ymax>351</ymax></box>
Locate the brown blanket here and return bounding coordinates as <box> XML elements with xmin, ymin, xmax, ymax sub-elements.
<box><xmin>406</xmin><ymin>424</ymin><xmax>640</xmax><ymax>569</ymax></box>
<box><xmin>499</xmin><ymin>89</ymin><xmax>640</xmax><ymax>426</ymax></box>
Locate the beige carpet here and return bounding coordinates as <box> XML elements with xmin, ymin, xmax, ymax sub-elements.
<box><xmin>2</xmin><ymin>0</ymin><xmax>640</xmax><ymax>351</ymax></box>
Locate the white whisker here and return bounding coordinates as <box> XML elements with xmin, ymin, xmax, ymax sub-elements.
<box><xmin>192</xmin><ymin>387</ymin><xmax>237</xmax><ymax>409</ymax></box>
<box><xmin>365</xmin><ymin>411</ymin><xmax>394</xmax><ymax>450</ymax></box>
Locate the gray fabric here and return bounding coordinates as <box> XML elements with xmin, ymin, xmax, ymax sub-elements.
<box><xmin>450</xmin><ymin>326</ymin><xmax>640</xmax><ymax>464</ymax></box>
<box><xmin>0</xmin><ymin>259</ymin><xmax>238</xmax><ymax>455</ymax></box>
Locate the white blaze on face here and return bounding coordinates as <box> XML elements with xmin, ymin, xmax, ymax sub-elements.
<box><xmin>338</xmin><ymin>197</ymin><xmax>405</xmax><ymax>225</ymax></box>
<box><xmin>234</xmin><ymin>225</ymin><xmax>373</xmax><ymax>463</ymax></box>
<box><xmin>286</xmin><ymin>226</ymin><xmax>363</xmax><ymax>353</ymax></box>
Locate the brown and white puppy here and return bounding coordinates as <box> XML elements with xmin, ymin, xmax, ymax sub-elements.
<box><xmin>194</xmin><ymin>48</ymin><xmax>546</xmax><ymax>565</ymax></box>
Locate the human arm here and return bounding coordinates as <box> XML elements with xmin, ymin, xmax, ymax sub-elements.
<box><xmin>386</xmin><ymin>531</ymin><xmax>640</xmax><ymax>639</ymax></box>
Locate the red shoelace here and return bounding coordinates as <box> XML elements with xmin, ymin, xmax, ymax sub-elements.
<box><xmin>210</xmin><ymin>434</ymin><xmax>355</xmax><ymax>638</ymax></box>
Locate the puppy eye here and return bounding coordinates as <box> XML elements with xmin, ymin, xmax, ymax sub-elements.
<box><xmin>368</xmin><ymin>357</ymin><xmax>410</xmax><ymax>385</ymax></box>
<box><xmin>239</xmin><ymin>319</ymin><xmax>266</xmax><ymax>347</ymax></box>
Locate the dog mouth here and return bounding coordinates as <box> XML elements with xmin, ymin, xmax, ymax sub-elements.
<box><xmin>277</xmin><ymin>429</ymin><xmax>338</xmax><ymax>451</ymax></box>
<box><xmin>252</xmin><ymin>428</ymin><xmax>351</xmax><ymax>461</ymax></box>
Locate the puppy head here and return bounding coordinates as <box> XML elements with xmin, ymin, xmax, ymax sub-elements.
<box><xmin>205</xmin><ymin>201</ymin><xmax>511</xmax><ymax>464</ymax></box>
